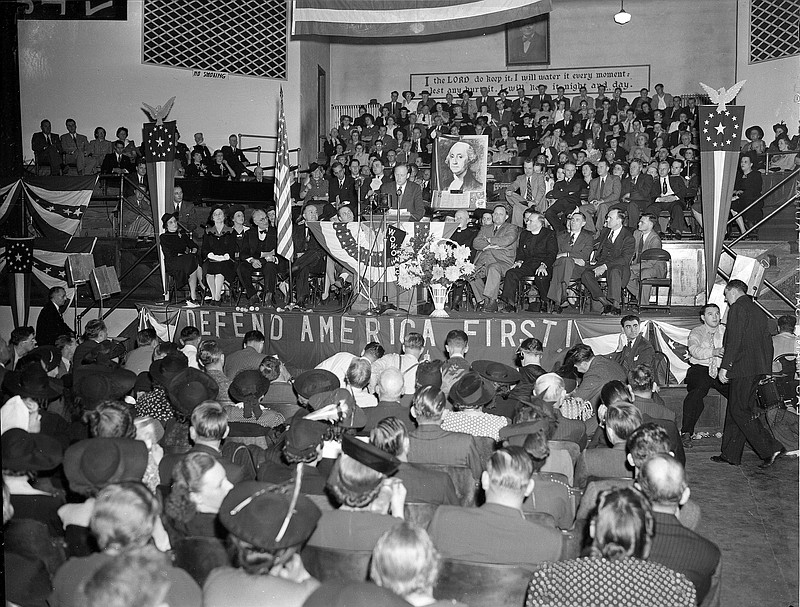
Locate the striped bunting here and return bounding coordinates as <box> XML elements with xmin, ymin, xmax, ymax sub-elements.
<box><xmin>292</xmin><ymin>0</ymin><xmax>551</xmax><ymax>37</ymax></box>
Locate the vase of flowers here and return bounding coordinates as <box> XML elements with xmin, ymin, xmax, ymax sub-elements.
<box><xmin>396</xmin><ymin>234</ymin><xmax>475</xmax><ymax>318</ymax></box>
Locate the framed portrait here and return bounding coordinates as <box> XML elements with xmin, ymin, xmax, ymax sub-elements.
<box><xmin>432</xmin><ymin>134</ymin><xmax>489</xmax><ymax>208</ymax></box>
<box><xmin>506</xmin><ymin>15</ymin><xmax>550</xmax><ymax>66</ymax></box>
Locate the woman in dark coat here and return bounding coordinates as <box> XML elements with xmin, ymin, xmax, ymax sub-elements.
<box><xmin>730</xmin><ymin>153</ymin><xmax>763</xmax><ymax>235</ymax></box>
<box><xmin>160</xmin><ymin>212</ymin><xmax>202</xmax><ymax>306</ymax></box>
<box><xmin>201</xmin><ymin>205</ymin><xmax>236</xmax><ymax>305</ymax></box>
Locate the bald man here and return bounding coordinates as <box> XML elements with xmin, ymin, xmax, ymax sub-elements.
<box><xmin>363</xmin><ymin>368</ymin><xmax>410</xmax><ymax>432</ymax></box>
<box><xmin>638</xmin><ymin>455</ymin><xmax>721</xmax><ymax>605</ymax></box>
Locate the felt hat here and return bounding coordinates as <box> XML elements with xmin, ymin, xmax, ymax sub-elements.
<box><xmin>415</xmin><ymin>360</ymin><xmax>443</xmax><ymax>390</ymax></box>
<box><xmin>420</xmin><ymin>90</ymin><xmax>430</xmax><ymax>96</ymax></box>
<box><xmin>517</xmin><ymin>85</ymin><xmax>526</xmax><ymax>92</ymax></box>
<box><xmin>308</xmin><ymin>388</ymin><xmax>366</xmax><ymax>429</ymax></box>
<box><xmin>402</xmin><ymin>90</ymin><xmax>415</xmax><ymax>99</ymax></box>
<box><xmin>746</xmin><ymin>126</ymin><xmax>764</xmax><ymax>140</ymax></box>
<box><xmin>64</xmin><ymin>437</ymin><xmax>148</xmax><ymax>495</ymax></box>
<box><xmin>340</xmin><ymin>114</ymin><xmax>353</xmax><ymax>122</ymax></box>
<box><xmin>133</xmin><ymin>371</ymin><xmax>152</xmax><ymax>393</ymax></box>
<box><xmin>472</xmin><ymin>360</ymin><xmax>522</xmax><ymax>384</ymax></box>
<box><xmin>342</xmin><ymin>433</ymin><xmax>400</xmax><ymax>475</ymax></box>
<box><xmin>228</xmin><ymin>204</ymin><xmax>246</xmax><ymax>217</ymax></box>
<box><xmin>293</xmin><ymin>369</ymin><xmax>340</xmax><ymax>399</ymax></box>
<box><xmin>498</xmin><ymin>420</ymin><xmax>550</xmax><ymax>446</ymax></box>
<box><xmin>460</xmin><ymin>89</ymin><xmax>473</xmax><ymax>97</ymax></box>
<box><xmin>304</xmin><ymin>581</ymin><xmax>409</xmax><ymax>607</ymax></box>
<box><xmin>284</xmin><ymin>412</ymin><xmax>328</xmax><ymax>460</ymax></box>
<box><xmin>219</xmin><ymin>481</ymin><xmax>321</xmax><ymax>550</ymax></box>
<box><xmin>229</xmin><ymin>369</ymin><xmax>271</xmax><ymax>418</ymax></box>
<box><xmin>368</xmin><ymin>99</ymin><xmax>379</xmax><ymax>105</ymax></box>
<box><xmin>772</xmin><ymin>122</ymin><xmax>787</xmax><ymax>134</ymax></box>
<box><xmin>3</xmin><ymin>364</ymin><xmax>63</xmax><ymax>400</ymax></box>
<box><xmin>498</xmin><ymin>88</ymin><xmax>509</xmax><ymax>95</ymax></box>
<box><xmin>74</xmin><ymin>370</ymin><xmax>137</xmax><ymax>410</ymax></box>
<box><xmin>80</xmin><ymin>339</ymin><xmax>126</xmax><ymax>365</ymax></box>
<box><xmin>1</xmin><ymin>428</ymin><xmax>63</xmax><ymax>471</ymax></box>
<box><xmin>166</xmin><ymin>367</ymin><xmax>219</xmax><ymax>417</ymax></box>
<box><xmin>308</xmin><ymin>162</ymin><xmax>322</xmax><ymax>174</ymax></box>
<box><xmin>161</xmin><ymin>212</ymin><xmax>178</xmax><ymax>228</ymax></box>
<box><xmin>19</xmin><ymin>346</ymin><xmax>60</xmax><ymax>373</ymax></box>
<box><xmin>449</xmin><ymin>371</ymin><xmax>496</xmax><ymax>409</ymax></box>
<box><xmin>149</xmin><ymin>352</ymin><xmax>189</xmax><ymax>387</ymax></box>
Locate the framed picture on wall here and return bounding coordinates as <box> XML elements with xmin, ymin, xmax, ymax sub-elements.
<box><xmin>506</xmin><ymin>15</ymin><xmax>550</xmax><ymax>66</ymax></box>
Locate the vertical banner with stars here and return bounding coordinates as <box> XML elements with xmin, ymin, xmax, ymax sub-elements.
<box><xmin>4</xmin><ymin>237</ymin><xmax>35</xmax><ymax>328</ymax></box>
<box><xmin>698</xmin><ymin>104</ymin><xmax>744</xmax><ymax>297</ymax></box>
<box><xmin>143</xmin><ymin>120</ymin><xmax>177</xmax><ymax>296</ymax></box>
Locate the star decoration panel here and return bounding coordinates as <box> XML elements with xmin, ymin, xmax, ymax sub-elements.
<box><xmin>698</xmin><ymin>106</ymin><xmax>745</xmax><ymax>153</ymax></box>
<box><xmin>5</xmin><ymin>238</ymin><xmax>35</xmax><ymax>273</ymax></box>
<box><xmin>142</xmin><ymin>0</ymin><xmax>287</xmax><ymax>80</ymax></box>
<box><xmin>750</xmin><ymin>0</ymin><xmax>800</xmax><ymax>64</ymax></box>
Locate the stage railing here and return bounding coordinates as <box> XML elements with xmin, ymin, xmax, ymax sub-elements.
<box><xmin>237</xmin><ymin>133</ymin><xmax>300</xmax><ymax>173</ymax></box>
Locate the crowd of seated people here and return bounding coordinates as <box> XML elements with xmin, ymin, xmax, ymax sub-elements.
<box><xmin>5</xmin><ymin>309</ymin><xmax>760</xmax><ymax>606</ymax></box>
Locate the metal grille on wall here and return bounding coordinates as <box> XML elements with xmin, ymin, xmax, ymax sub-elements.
<box><xmin>750</xmin><ymin>0</ymin><xmax>800</xmax><ymax>63</ymax></box>
<box><xmin>142</xmin><ymin>0</ymin><xmax>287</xmax><ymax>79</ymax></box>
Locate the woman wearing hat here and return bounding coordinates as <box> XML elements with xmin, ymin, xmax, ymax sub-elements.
<box><xmin>441</xmin><ymin>371</ymin><xmax>508</xmax><ymax>441</ymax></box>
<box><xmin>203</xmin><ymin>481</ymin><xmax>322</xmax><ymax>607</ymax></box>
<box><xmin>135</xmin><ymin>351</ymin><xmax>189</xmax><ymax>423</ymax></box>
<box><xmin>306</xmin><ymin>434</ymin><xmax>404</xmax><ymax>553</ymax></box>
<box><xmin>300</xmin><ymin>163</ymin><xmax>329</xmax><ymax>203</ymax></box>
<box><xmin>202</xmin><ymin>205</ymin><xmax>236</xmax><ymax>306</ymax></box>
<box><xmin>164</xmin><ymin>451</ymin><xmax>233</xmax><ymax>543</ymax></box>
<box><xmin>3</xmin><ymin>362</ymin><xmax>70</xmax><ymax>448</ymax></box>
<box><xmin>731</xmin><ymin>153</ymin><xmax>764</xmax><ymax>236</ymax></box>
<box><xmin>160</xmin><ymin>212</ymin><xmax>203</xmax><ymax>307</ymax></box>
<box><xmin>228</xmin><ymin>205</ymin><xmax>250</xmax><ymax>262</ymax></box>
<box><xmin>227</xmin><ymin>369</ymin><xmax>285</xmax><ymax>428</ymax></box>
<box><xmin>401</xmin><ymin>90</ymin><xmax>416</xmax><ymax>112</ymax></box>
<box><xmin>2</xmin><ymin>428</ymin><xmax>65</xmax><ymax>537</ymax></box>
<box><xmin>51</xmin><ymin>482</ymin><xmax>202</xmax><ymax>607</ymax></box>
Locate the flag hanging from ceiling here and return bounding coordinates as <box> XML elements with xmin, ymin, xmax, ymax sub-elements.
<box><xmin>23</xmin><ymin>176</ymin><xmax>96</xmax><ymax>244</ymax></box>
<box><xmin>275</xmin><ymin>88</ymin><xmax>294</xmax><ymax>263</ymax></box>
<box><xmin>4</xmin><ymin>237</ymin><xmax>34</xmax><ymax>328</ymax></box>
<box><xmin>292</xmin><ymin>0</ymin><xmax>552</xmax><ymax>37</ymax></box>
<box><xmin>143</xmin><ymin>120</ymin><xmax>177</xmax><ymax>296</ymax></box>
<box><xmin>698</xmin><ymin>104</ymin><xmax>744</xmax><ymax>297</ymax></box>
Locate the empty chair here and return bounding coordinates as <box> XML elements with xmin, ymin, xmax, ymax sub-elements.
<box><xmin>637</xmin><ymin>248</ymin><xmax>672</xmax><ymax>313</ymax></box>
<box><xmin>300</xmin><ymin>545</ymin><xmax>373</xmax><ymax>583</ymax></box>
<box><xmin>173</xmin><ymin>536</ymin><xmax>231</xmax><ymax>586</ymax></box>
<box><xmin>434</xmin><ymin>558</ymin><xmax>537</xmax><ymax>607</ymax></box>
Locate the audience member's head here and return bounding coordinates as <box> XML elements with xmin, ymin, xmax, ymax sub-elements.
<box><xmin>377</xmin><ymin>367</ymin><xmax>404</xmax><ymax>402</ymax></box>
<box><xmin>605</xmin><ymin>401</ymin><xmax>643</xmax><ymax>446</ymax></box>
<box><xmin>411</xmin><ymin>385</ymin><xmax>446</xmax><ymax>422</ymax></box>
<box><xmin>165</xmin><ymin>451</ymin><xmax>233</xmax><ymax>522</ymax></box>
<box><xmin>190</xmin><ymin>400</ymin><xmax>228</xmax><ymax>443</ymax></box>
<box><xmin>482</xmin><ymin>446</ymin><xmax>534</xmax><ymax>505</ymax></box>
<box><xmin>345</xmin><ymin>357</ymin><xmax>372</xmax><ymax>391</ymax></box>
<box><xmin>567</xmin><ymin>344</ymin><xmax>594</xmax><ymax>373</ymax></box>
<box><xmin>91</xmin><ymin>482</ymin><xmax>160</xmax><ymax>553</ymax></box>
<box><xmin>84</xmin><ymin>401</ymin><xmax>136</xmax><ymax>438</ymax></box>
<box><xmin>777</xmin><ymin>314</ymin><xmax>796</xmax><ymax>335</ymax></box>
<box><xmin>198</xmin><ymin>339</ymin><xmax>224</xmax><ymax>370</ymax></box>
<box><xmin>136</xmin><ymin>328</ymin><xmax>159</xmax><ymax>349</ymax></box>
<box><xmin>627</xmin><ymin>364</ymin><xmax>655</xmax><ymax>395</ymax></box>
<box><xmin>589</xmin><ymin>486</ymin><xmax>654</xmax><ymax>561</ymax></box>
<box><xmin>179</xmin><ymin>326</ymin><xmax>201</xmax><ymax>348</ymax></box>
<box><xmin>243</xmin><ymin>330</ymin><xmax>266</xmax><ymax>353</ymax></box>
<box><xmin>371</xmin><ymin>523</ymin><xmax>442</xmax><ymax>602</ymax></box>
<box><xmin>522</xmin><ymin>429</ymin><xmax>551</xmax><ymax>472</ymax></box>
<box><xmin>362</xmin><ymin>342</ymin><xmax>385</xmax><ymax>363</ymax></box>
<box><xmin>79</xmin><ymin>546</ymin><xmax>171</xmax><ymax>607</ymax></box>
<box><xmin>626</xmin><ymin>422</ymin><xmax>672</xmax><ymax>471</ymax></box>
<box><xmin>444</xmin><ymin>330</ymin><xmax>469</xmax><ymax>357</ymax></box>
<box><xmin>637</xmin><ymin>454</ymin><xmax>690</xmax><ymax>512</ymax></box>
<box><xmin>403</xmin><ymin>332</ymin><xmax>425</xmax><ymax>357</ymax></box>
<box><xmin>370</xmin><ymin>417</ymin><xmax>409</xmax><ymax>459</ymax></box>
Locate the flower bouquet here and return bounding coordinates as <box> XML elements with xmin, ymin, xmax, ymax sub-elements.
<box><xmin>395</xmin><ymin>234</ymin><xmax>475</xmax><ymax>317</ymax></box>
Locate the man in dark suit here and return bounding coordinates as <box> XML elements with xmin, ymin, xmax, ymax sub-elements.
<box><xmin>370</xmin><ymin>416</ymin><xmax>459</xmax><ymax>505</ymax></box>
<box><xmin>544</xmin><ymin>162</ymin><xmax>584</xmax><ymax>232</ymax></box>
<box><xmin>499</xmin><ymin>211</ymin><xmax>557</xmax><ymax>313</ymax></box>
<box><xmin>620</xmin><ymin>158</ymin><xmax>657</xmax><ymax>228</ymax></box>
<box><xmin>31</xmin><ymin>119</ymin><xmax>63</xmax><ymax>174</ymax></box>
<box><xmin>60</xmin><ymin>118</ymin><xmax>89</xmax><ymax>174</ymax></box>
<box><xmin>611</xmin><ymin>314</ymin><xmax>655</xmax><ymax>374</ymax></box>
<box><xmin>379</xmin><ymin>164</ymin><xmax>425</xmax><ymax>220</ymax></box>
<box><xmin>101</xmin><ymin>140</ymin><xmax>134</xmax><ymax>175</ymax></box>
<box><xmin>579</xmin><ymin>159</ymin><xmax>622</xmax><ymax>233</ymax></box>
<box><xmin>470</xmin><ymin>205</ymin><xmax>520</xmax><ymax>313</ymax></box>
<box><xmin>327</xmin><ymin>161</ymin><xmax>357</xmax><ymax>206</ymax></box>
<box><xmin>510</xmin><ymin>86</ymin><xmax>529</xmax><ymax>114</ymax></box>
<box><xmin>474</xmin><ymin>87</ymin><xmax>495</xmax><ymax>114</ymax></box>
<box><xmin>574</xmin><ymin>401</ymin><xmax>641</xmax><ymax>489</ymax></box>
<box><xmin>581</xmin><ymin>208</ymin><xmax>635</xmax><ymax>314</ymax></box>
<box><xmin>291</xmin><ymin>204</ymin><xmax>327</xmax><ymax>309</ymax></box>
<box><xmin>569</xmin><ymin>344</ymin><xmax>628</xmax><ymax>430</ymax></box>
<box><xmin>627</xmin><ymin>213</ymin><xmax>666</xmax><ymax>303</ymax></box>
<box><xmin>171</xmin><ymin>184</ymin><xmax>202</xmax><ymax>240</ymax></box>
<box><xmin>712</xmin><ymin>280</ymin><xmax>785</xmax><ymax>467</ymax></box>
<box><xmin>609</xmin><ymin>88</ymin><xmax>630</xmax><ymax>115</ymax></box>
<box><xmin>238</xmin><ymin>208</ymin><xmax>289</xmax><ymax>306</ymax></box>
<box><xmin>158</xmin><ymin>401</ymin><xmax>246</xmax><ymax>486</ymax></box>
<box><xmin>36</xmin><ymin>287</ymin><xmax>72</xmax><ymax>346</ymax></box>
<box><xmin>546</xmin><ymin>211</ymin><xmax>593</xmax><ymax>311</ymax></box>
<box><xmin>505</xmin><ymin>158</ymin><xmax>547</xmax><ymax>226</ymax></box>
<box><xmin>645</xmin><ymin>160</ymin><xmax>688</xmax><ymax>237</ymax></box>
<box><xmin>221</xmin><ymin>134</ymin><xmax>249</xmax><ymax>179</ymax></box>
<box><xmin>594</xmin><ymin>84</ymin><xmax>611</xmax><ymax>109</ymax></box>
<box><xmin>383</xmin><ymin>90</ymin><xmax>403</xmax><ymax>119</ymax></box>
<box><xmin>429</xmin><ymin>447</ymin><xmax>562</xmax><ymax>567</ymax></box>
<box><xmin>530</xmin><ymin>84</ymin><xmax>552</xmax><ymax>110</ymax></box>
<box><xmin>639</xmin><ymin>455</ymin><xmax>722</xmax><ymax>605</ymax></box>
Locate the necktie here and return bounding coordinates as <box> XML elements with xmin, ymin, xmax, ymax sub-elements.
<box><xmin>600</xmin><ymin>177</ymin><xmax>605</xmax><ymax>190</ymax></box>
<box><xmin>632</xmin><ymin>176</ymin><xmax>637</xmax><ymax>185</ymax></box>
<box><xmin>637</xmin><ymin>235</ymin><xmax>644</xmax><ymax>256</ymax></box>
<box><xmin>569</xmin><ymin>232</ymin><xmax>576</xmax><ymax>246</ymax></box>
<box><xmin>493</xmin><ymin>225</ymin><xmax>499</xmax><ymax>235</ymax></box>
<box><xmin>117</xmin><ymin>154</ymin><xmax>121</xmax><ymax>163</ymax></box>
<box><xmin>46</xmin><ymin>135</ymin><xmax>50</xmax><ymax>145</ymax></box>
<box><xmin>72</xmin><ymin>134</ymin><xmax>76</xmax><ymax>145</ymax></box>
<box><xmin>526</xmin><ymin>178</ymin><xmax>533</xmax><ymax>202</ymax></box>
<box><xmin>662</xmin><ymin>178</ymin><xmax>668</xmax><ymax>195</ymax></box>
<box><xmin>628</xmin><ymin>339</ymin><xmax>634</xmax><ymax>348</ymax></box>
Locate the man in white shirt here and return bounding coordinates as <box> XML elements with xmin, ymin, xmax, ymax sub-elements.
<box><xmin>369</xmin><ymin>332</ymin><xmax>426</xmax><ymax>395</ymax></box>
<box><xmin>681</xmin><ymin>304</ymin><xmax>729</xmax><ymax>444</ymax></box>
<box><xmin>315</xmin><ymin>342</ymin><xmax>385</xmax><ymax>385</ymax></box>
<box><xmin>772</xmin><ymin>315</ymin><xmax>798</xmax><ymax>371</ymax></box>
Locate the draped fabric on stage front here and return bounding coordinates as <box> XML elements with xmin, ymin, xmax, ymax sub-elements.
<box><xmin>291</xmin><ymin>0</ymin><xmax>552</xmax><ymax>37</ymax></box>
<box><xmin>307</xmin><ymin>221</ymin><xmax>457</xmax><ymax>284</ymax></box>
<box><xmin>141</xmin><ymin>304</ymin><xmax>699</xmax><ymax>375</ymax></box>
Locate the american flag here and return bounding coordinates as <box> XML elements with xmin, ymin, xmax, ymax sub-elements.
<box><xmin>3</xmin><ymin>237</ymin><xmax>34</xmax><ymax>328</ymax></box>
<box><xmin>143</xmin><ymin>120</ymin><xmax>177</xmax><ymax>295</ymax></box>
<box><xmin>23</xmin><ymin>176</ymin><xmax>96</xmax><ymax>244</ymax></box>
<box><xmin>292</xmin><ymin>0</ymin><xmax>551</xmax><ymax>37</ymax></box>
<box><xmin>698</xmin><ymin>104</ymin><xmax>745</xmax><ymax>296</ymax></box>
<box><xmin>275</xmin><ymin>88</ymin><xmax>294</xmax><ymax>262</ymax></box>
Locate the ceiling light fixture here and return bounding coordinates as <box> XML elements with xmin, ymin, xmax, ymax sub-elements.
<box><xmin>614</xmin><ymin>0</ymin><xmax>631</xmax><ymax>25</ymax></box>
